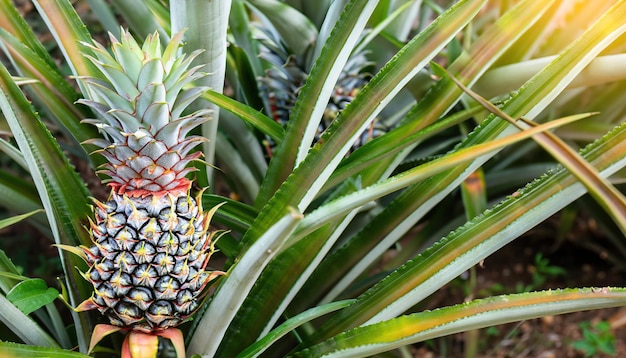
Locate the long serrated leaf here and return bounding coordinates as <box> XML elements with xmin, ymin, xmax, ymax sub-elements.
<box><xmin>209</xmin><ymin>4</ymin><xmax>482</xmax><ymax>352</ymax></box>
<box><xmin>0</xmin><ymin>64</ymin><xmax>91</xmax><ymax>246</ymax></box>
<box><xmin>32</xmin><ymin>0</ymin><xmax>98</xmax><ymax>80</ymax></box>
<box><xmin>305</xmin><ymin>1</ymin><xmax>626</xmax><ymax>340</ymax></box>
<box><xmin>0</xmin><ymin>210</ymin><xmax>43</xmax><ymax>231</ymax></box>
<box><xmin>291</xmin><ymin>288</ymin><xmax>626</xmax><ymax>357</ymax></box>
<box><xmin>249</xmin><ymin>0</ymin><xmax>486</xmax><ymax>253</ymax></box>
<box><xmin>237</xmin><ymin>299</ymin><xmax>355</xmax><ymax>358</ymax></box>
<box><xmin>321</xmin><ymin>106</ymin><xmax>480</xmax><ymax>192</ymax></box>
<box><xmin>255</xmin><ymin>0</ymin><xmax>381</xmax><ymax>207</ymax></box>
<box><xmin>0</xmin><ymin>29</ymin><xmax>99</xmax><ymax>149</ymax></box>
<box><xmin>0</xmin><ymin>62</ymin><xmax>93</xmax><ymax>352</ymax></box>
<box><xmin>171</xmin><ymin>0</ymin><xmax>231</xmax><ymax>188</ymax></box>
<box><xmin>448</xmin><ymin>71</ymin><xmax>626</xmax><ymax>235</ymax></box>
<box><xmin>0</xmin><ymin>294</ymin><xmax>59</xmax><ymax>348</ymax></box>
<box><xmin>214</xmin><ymin>182</ymin><xmax>362</xmax><ymax>357</ymax></box>
<box><xmin>0</xmin><ymin>0</ymin><xmax>57</xmax><ymax>70</ymax></box>
<box><xmin>293</xmin><ymin>113</ymin><xmax>591</xmax><ymax>240</ymax></box>
<box><xmin>328</xmin><ymin>0</ymin><xmax>559</xmax><ymax>191</ymax></box>
<box><xmin>311</xmin><ymin>121</ymin><xmax>626</xmax><ymax>341</ymax></box>
<box><xmin>0</xmin><ymin>341</ymin><xmax>89</xmax><ymax>358</ymax></box>
<box><xmin>302</xmin><ymin>0</ymin><xmax>486</xmax><ymax>210</ymax></box>
<box><xmin>6</xmin><ymin>279</ymin><xmax>59</xmax><ymax>316</ymax></box>
<box><xmin>202</xmin><ymin>90</ymin><xmax>284</xmax><ymax>142</ymax></box>
<box><xmin>188</xmin><ymin>210</ymin><xmax>303</xmax><ymax>357</ymax></box>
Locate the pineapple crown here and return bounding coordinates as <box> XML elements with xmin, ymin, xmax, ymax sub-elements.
<box><xmin>78</xmin><ymin>30</ymin><xmax>210</xmax><ymax>197</ymax></box>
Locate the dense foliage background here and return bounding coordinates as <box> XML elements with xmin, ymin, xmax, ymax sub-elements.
<box><xmin>0</xmin><ymin>0</ymin><xmax>626</xmax><ymax>357</ymax></box>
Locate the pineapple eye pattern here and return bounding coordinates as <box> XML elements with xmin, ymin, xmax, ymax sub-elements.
<box><xmin>82</xmin><ymin>194</ymin><xmax>214</xmax><ymax>332</ymax></box>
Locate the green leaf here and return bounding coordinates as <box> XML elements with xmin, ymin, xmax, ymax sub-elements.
<box><xmin>310</xmin><ymin>120</ymin><xmax>626</xmax><ymax>343</ymax></box>
<box><xmin>0</xmin><ymin>341</ymin><xmax>89</xmax><ymax>358</ymax></box>
<box><xmin>0</xmin><ymin>62</ymin><xmax>91</xmax><ymax>246</ymax></box>
<box><xmin>294</xmin><ymin>113</ymin><xmax>591</xmax><ymax>240</ymax></box>
<box><xmin>0</xmin><ymin>61</ymin><xmax>92</xmax><ymax>351</ymax></box>
<box><xmin>291</xmin><ymin>288</ymin><xmax>626</xmax><ymax>357</ymax></box>
<box><xmin>214</xmin><ymin>179</ymin><xmax>362</xmax><ymax>357</ymax></box>
<box><xmin>448</xmin><ymin>70</ymin><xmax>626</xmax><ymax>235</ymax></box>
<box><xmin>32</xmin><ymin>0</ymin><xmax>98</xmax><ymax>79</ymax></box>
<box><xmin>0</xmin><ymin>210</ymin><xmax>43</xmax><ymax>231</ymax></box>
<box><xmin>6</xmin><ymin>279</ymin><xmax>59</xmax><ymax>316</ymax></box>
<box><xmin>237</xmin><ymin>299</ymin><xmax>355</xmax><ymax>358</ymax></box>
<box><xmin>332</xmin><ymin>0</ymin><xmax>558</xmax><ymax>191</ymax></box>
<box><xmin>0</xmin><ymin>294</ymin><xmax>59</xmax><ymax>348</ymax></box>
<box><xmin>226</xmin><ymin>44</ymin><xmax>265</xmax><ymax>110</ymax></box>
<box><xmin>188</xmin><ymin>209</ymin><xmax>303</xmax><ymax>357</ymax></box>
<box><xmin>255</xmin><ymin>0</ymin><xmax>382</xmax><ymax>207</ymax></box>
<box><xmin>250</xmin><ymin>0</ymin><xmax>486</xmax><ymax>245</ymax></box>
<box><xmin>229</xmin><ymin>0</ymin><xmax>264</xmax><ymax>78</ymax></box>
<box><xmin>304</xmin><ymin>0</ymin><xmax>626</xmax><ymax>341</ymax></box>
<box><xmin>202</xmin><ymin>90</ymin><xmax>284</xmax><ymax>142</ymax></box>
<box><xmin>0</xmin><ymin>0</ymin><xmax>58</xmax><ymax>71</ymax></box>
<box><xmin>211</xmin><ymin>2</ymin><xmax>487</xmax><ymax>355</ymax></box>
<box><xmin>170</xmin><ymin>0</ymin><xmax>231</xmax><ymax>188</ymax></box>
<box><xmin>0</xmin><ymin>249</ymin><xmax>27</xmax><ymax>294</ymax></box>
<box><xmin>321</xmin><ymin>106</ymin><xmax>480</xmax><ymax>191</ymax></box>
<box><xmin>0</xmin><ymin>29</ymin><xmax>99</xmax><ymax>152</ymax></box>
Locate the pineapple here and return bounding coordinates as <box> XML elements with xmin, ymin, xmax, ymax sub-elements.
<box><xmin>74</xmin><ymin>29</ymin><xmax>222</xmax><ymax>338</ymax></box>
<box><xmin>257</xmin><ymin>28</ymin><xmax>387</xmax><ymax>156</ymax></box>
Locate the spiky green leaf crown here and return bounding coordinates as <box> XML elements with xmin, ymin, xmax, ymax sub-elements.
<box><xmin>78</xmin><ymin>30</ymin><xmax>210</xmax><ymax>197</ymax></box>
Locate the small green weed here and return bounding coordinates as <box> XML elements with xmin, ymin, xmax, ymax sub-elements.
<box><xmin>571</xmin><ymin>321</ymin><xmax>616</xmax><ymax>357</ymax></box>
<box><xmin>516</xmin><ymin>253</ymin><xmax>567</xmax><ymax>292</ymax></box>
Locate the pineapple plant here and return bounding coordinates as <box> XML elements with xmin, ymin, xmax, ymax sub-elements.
<box><xmin>257</xmin><ymin>29</ymin><xmax>385</xmax><ymax>156</ymax></box>
<box><xmin>70</xmin><ymin>30</ymin><xmax>223</xmax><ymax>353</ymax></box>
<box><xmin>2</xmin><ymin>1</ymin><xmax>626</xmax><ymax>358</ymax></box>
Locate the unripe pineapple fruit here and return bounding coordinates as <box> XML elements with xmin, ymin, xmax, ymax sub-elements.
<box><xmin>74</xmin><ymin>30</ymin><xmax>222</xmax><ymax>334</ymax></box>
<box><xmin>257</xmin><ymin>30</ymin><xmax>387</xmax><ymax>156</ymax></box>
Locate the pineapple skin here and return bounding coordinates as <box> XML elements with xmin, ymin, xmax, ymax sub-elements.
<box><xmin>80</xmin><ymin>191</ymin><xmax>217</xmax><ymax>332</ymax></box>
<box><xmin>76</xmin><ymin>30</ymin><xmax>221</xmax><ymax>333</ymax></box>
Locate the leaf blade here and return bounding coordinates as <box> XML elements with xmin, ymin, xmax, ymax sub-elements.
<box><xmin>6</xmin><ymin>279</ymin><xmax>59</xmax><ymax>315</ymax></box>
<box><xmin>292</xmin><ymin>288</ymin><xmax>626</xmax><ymax>357</ymax></box>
